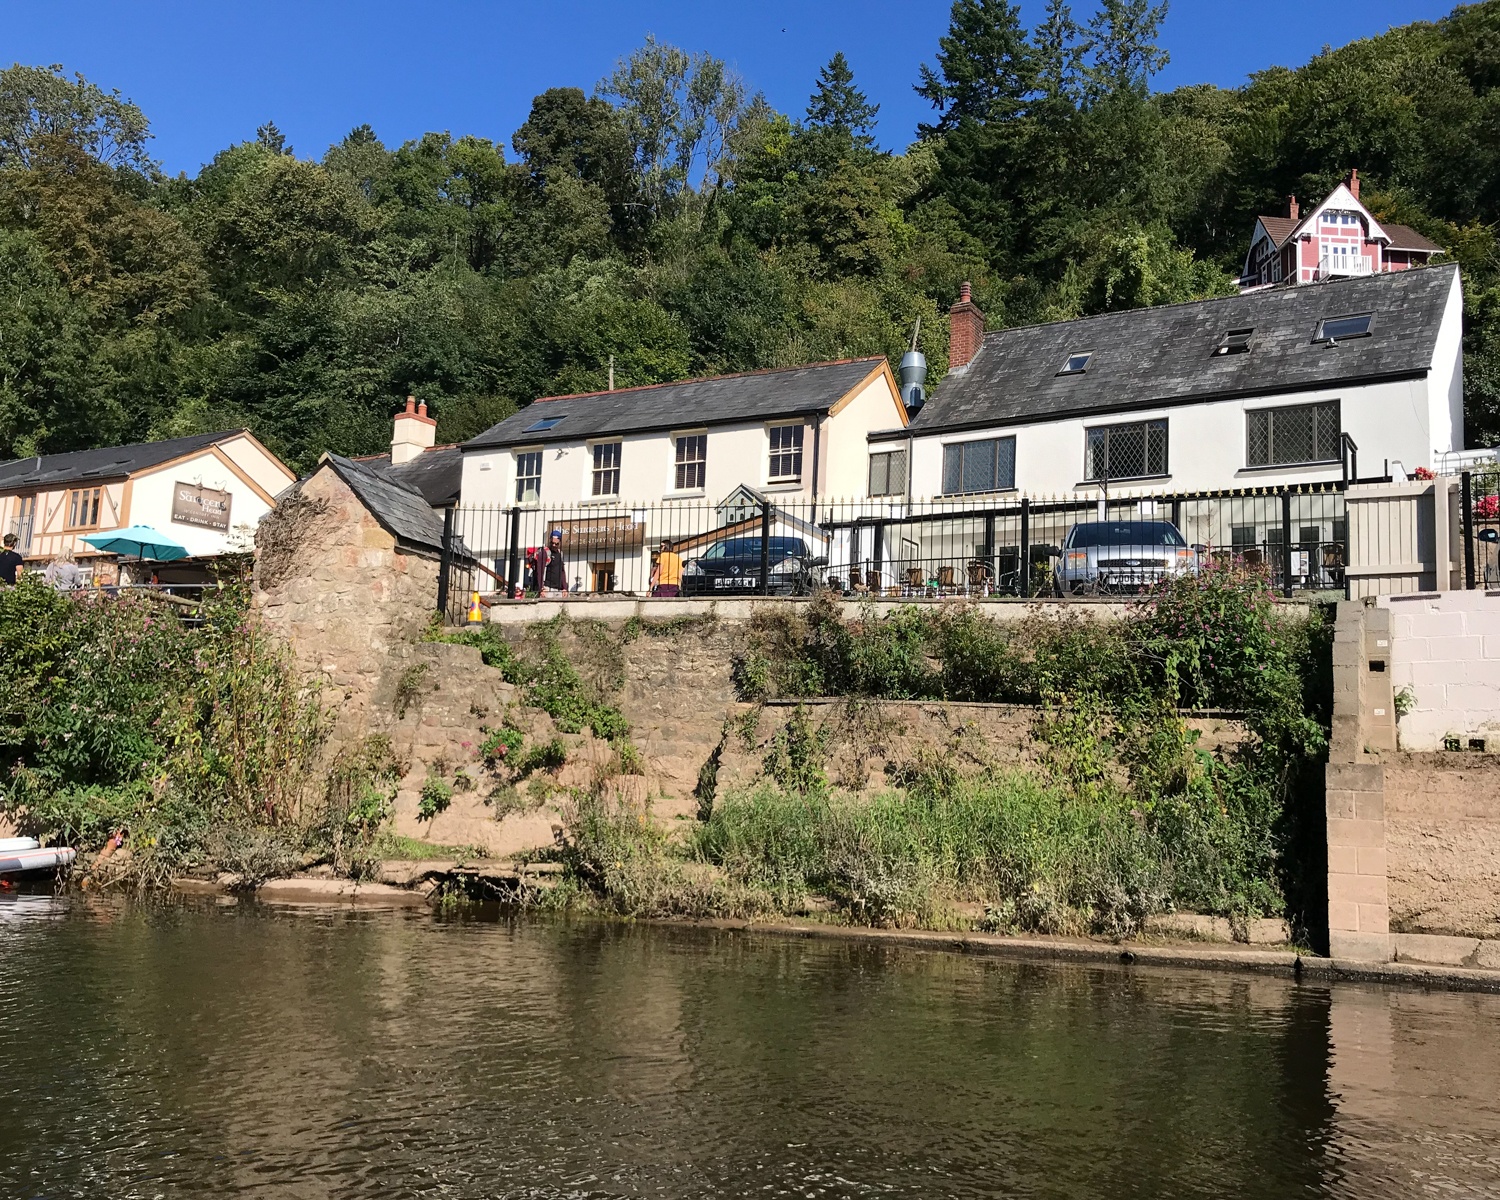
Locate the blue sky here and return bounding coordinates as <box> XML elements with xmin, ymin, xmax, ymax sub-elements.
<box><xmin>7</xmin><ymin>0</ymin><xmax>1457</xmax><ymax>175</ymax></box>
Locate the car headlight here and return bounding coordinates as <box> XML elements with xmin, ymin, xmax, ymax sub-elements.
<box><xmin>1175</xmin><ymin>548</ymin><xmax>1195</xmax><ymax>564</ymax></box>
<box><xmin>769</xmin><ymin>557</ymin><xmax>798</xmax><ymax>576</ymax></box>
<box><xmin>1065</xmin><ymin>551</ymin><xmax>1087</xmax><ymax>567</ymax></box>
<box><xmin>682</xmin><ymin>559</ymin><xmax>704</xmax><ymax>575</ymax></box>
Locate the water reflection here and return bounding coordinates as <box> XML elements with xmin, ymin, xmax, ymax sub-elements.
<box><xmin>1</xmin><ymin>899</ymin><xmax>1497</xmax><ymax>1198</ymax></box>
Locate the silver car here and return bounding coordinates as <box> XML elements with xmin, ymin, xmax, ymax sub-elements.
<box><xmin>1054</xmin><ymin>520</ymin><xmax>1201</xmax><ymax>595</ymax></box>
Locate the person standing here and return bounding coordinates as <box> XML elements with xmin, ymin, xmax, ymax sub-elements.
<box><xmin>540</xmin><ymin>530</ymin><xmax>568</xmax><ymax>597</ymax></box>
<box><xmin>0</xmin><ymin>533</ymin><xmax>22</xmax><ymax>584</ymax></box>
<box><xmin>650</xmin><ymin>540</ymin><xmax>683</xmax><ymax>597</ymax></box>
<box><xmin>43</xmin><ymin>546</ymin><xmax>83</xmax><ymax>591</ymax></box>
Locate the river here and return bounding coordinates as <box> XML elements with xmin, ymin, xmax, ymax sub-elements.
<box><xmin>1</xmin><ymin>893</ymin><xmax>1498</xmax><ymax>1199</ymax></box>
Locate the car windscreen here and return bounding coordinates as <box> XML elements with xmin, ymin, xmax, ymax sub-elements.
<box><xmin>1065</xmin><ymin>522</ymin><xmax>1186</xmax><ymax>548</ymax></box>
<box><xmin>698</xmin><ymin>537</ymin><xmax>810</xmax><ymax>560</ymax></box>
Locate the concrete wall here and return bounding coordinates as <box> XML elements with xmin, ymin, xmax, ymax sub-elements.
<box><xmin>1381</xmin><ymin>589</ymin><xmax>1500</xmax><ymax>750</ymax></box>
<box><xmin>1325</xmin><ymin>596</ymin><xmax>1500</xmax><ymax>965</ymax></box>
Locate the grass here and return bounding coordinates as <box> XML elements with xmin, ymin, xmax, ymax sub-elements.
<box><xmin>370</xmin><ymin>832</ymin><xmax>487</xmax><ymax>861</ymax></box>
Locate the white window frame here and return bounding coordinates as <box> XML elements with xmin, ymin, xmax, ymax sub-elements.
<box><xmin>590</xmin><ymin>440</ymin><xmax>621</xmax><ymax>498</ymax></box>
<box><xmin>514</xmin><ymin>448</ymin><xmax>543</xmax><ymax>503</ymax></box>
<box><xmin>767</xmin><ymin>422</ymin><xmax>805</xmax><ymax>484</ymax></box>
<box><xmin>672</xmin><ymin>431</ymin><xmax>707</xmax><ymax>494</ymax></box>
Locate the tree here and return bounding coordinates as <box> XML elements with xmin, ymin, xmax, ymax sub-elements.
<box><xmin>596</xmin><ymin>36</ymin><xmax>746</xmax><ymax>217</ymax></box>
<box><xmin>806</xmin><ymin>52</ymin><xmax>880</xmax><ymax>149</ymax></box>
<box><xmin>916</xmin><ymin>0</ymin><xmax>1036</xmax><ymax>133</ymax></box>
<box><xmin>255</xmin><ymin>121</ymin><xmax>291</xmax><ymax>155</ymax></box>
<box><xmin>0</xmin><ymin>63</ymin><xmax>153</xmax><ymax>171</ymax></box>
<box><xmin>1085</xmin><ymin>0</ymin><xmax>1170</xmax><ymax>101</ymax></box>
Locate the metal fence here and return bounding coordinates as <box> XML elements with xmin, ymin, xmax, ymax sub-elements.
<box><xmin>438</xmin><ymin>484</ymin><xmax>1352</xmax><ymax>619</ymax></box>
<box><xmin>1462</xmin><ymin>469</ymin><xmax>1500</xmax><ymax>589</ymax></box>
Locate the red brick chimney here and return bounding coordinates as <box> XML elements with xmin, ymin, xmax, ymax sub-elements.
<box><xmin>1288</xmin><ymin>195</ymin><xmax>1299</xmax><ymax>221</ymax></box>
<box><xmin>1347</xmin><ymin>169</ymin><xmax>1360</xmax><ymax>200</ymax></box>
<box><xmin>948</xmin><ymin>282</ymin><xmax>986</xmax><ymax>370</ymax></box>
<box><xmin>391</xmin><ymin>395</ymin><xmax>436</xmax><ymax>465</ymax></box>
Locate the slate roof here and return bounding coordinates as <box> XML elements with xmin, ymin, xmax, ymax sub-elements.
<box><xmin>898</xmin><ymin>264</ymin><xmax>1459</xmax><ymax>439</ymax></box>
<box><xmin>0</xmin><ymin>431</ymin><xmax>239</xmax><ymax>492</ymax></box>
<box><xmin>323</xmin><ymin>454</ymin><xmax>448</xmax><ymax>555</ymax></box>
<box><xmin>463</xmin><ymin>358</ymin><xmax>888</xmax><ymax>451</ymax></box>
<box><xmin>351</xmin><ymin>445</ymin><xmax>464</xmax><ymax>507</ymax></box>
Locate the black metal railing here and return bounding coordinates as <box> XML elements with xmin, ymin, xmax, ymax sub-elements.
<box><xmin>438</xmin><ymin>484</ymin><xmax>1350</xmax><ymax>620</ymax></box>
<box><xmin>1462</xmin><ymin>469</ymin><xmax>1500</xmax><ymax>589</ymax></box>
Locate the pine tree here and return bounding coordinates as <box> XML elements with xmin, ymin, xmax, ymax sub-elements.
<box><xmin>804</xmin><ymin>52</ymin><xmax>879</xmax><ymax>149</ymax></box>
<box><xmin>255</xmin><ymin>120</ymin><xmax>290</xmax><ymax>155</ymax></box>
<box><xmin>915</xmin><ymin>0</ymin><xmax>1037</xmax><ymax>134</ymax></box>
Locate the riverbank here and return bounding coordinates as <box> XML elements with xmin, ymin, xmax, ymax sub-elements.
<box><xmin>162</xmin><ymin>871</ymin><xmax>1500</xmax><ymax>995</ymax></box>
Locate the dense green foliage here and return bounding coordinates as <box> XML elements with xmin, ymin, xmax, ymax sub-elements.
<box><xmin>0</xmin><ymin>578</ymin><xmax>409</xmax><ymax>884</ymax></box>
<box><xmin>5</xmin><ymin>2</ymin><xmax>1500</xmax><ymax>468</ymax></box>
<box><xmin>562</xmin><ymin>568</ymin><xmax>1331</xmax><ymax>936</ymax></box>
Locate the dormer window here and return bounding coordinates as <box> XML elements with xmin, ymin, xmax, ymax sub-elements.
<box><xmin>1315</xmin><ymin>313</ymin><xmax>1373</xmax><ymax>343</ymax></box>
<box><xmin>524</xmin><ymin>416</ymin><xmax>565</xmax><ymax>433</ymax></box>
<box><xmin>1214</xmin><ymin>327</ymin><xmax>1254</xmax><ymax>356</ymax></box>
<box><xmin>1058</xmin><ymin>351</ymin><xmax>1092</xmax><ymax>375</ymax></box>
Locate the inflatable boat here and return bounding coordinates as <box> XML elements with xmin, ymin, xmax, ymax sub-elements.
<box><xmin>0</xmin><ymin>837</ymin><xmax>76</xmax><ymax>877</ymax></box>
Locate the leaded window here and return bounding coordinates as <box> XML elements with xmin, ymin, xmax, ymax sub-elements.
<box><xmin>868</xmin><ymin>449</ymin><xmax>907</xmax><ymax>497</ymax></box>
<box><xmin>1085</xmin><ymin>420</ymin><xmax>1168</xmax><ymax>482</ymax></box>
<box><xmin>942</xmin><ymin>437</ymin><xmax>1015</xmax><ymax>495</ymax></box>
<box><xmin>1246</xmin><ymin>402</ymin><xmax>1341</xmax><ymax>467</ymax></box>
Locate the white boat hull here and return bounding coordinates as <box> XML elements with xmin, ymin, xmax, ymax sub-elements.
<box><xmin>0</xmin><ymin>846</ymin><xmax>76</xmax><ymax>875</ymax></box>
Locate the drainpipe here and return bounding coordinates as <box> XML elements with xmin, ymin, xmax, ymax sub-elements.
<box><xmin>811</xmin><ymin>414</ymin><xmax>824</xmax><ymax>505</ymax></box>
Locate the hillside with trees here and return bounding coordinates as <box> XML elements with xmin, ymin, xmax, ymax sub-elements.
<box><xmin>3</xmin><ymin>0</ymin><xmax>1500</xmax><ymax>470</ymax></box>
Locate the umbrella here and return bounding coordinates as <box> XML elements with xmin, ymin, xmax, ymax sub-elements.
<box><xmin>82</xmin><ymin>525</ymin><xmax>190</xmax><ymax>562</ymax></box>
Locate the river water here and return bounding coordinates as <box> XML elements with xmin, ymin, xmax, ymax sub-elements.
<box><xmin>2</xmin><ymin>894</ymin><xmax>1498</xmax><ymax>1199</ymax></box>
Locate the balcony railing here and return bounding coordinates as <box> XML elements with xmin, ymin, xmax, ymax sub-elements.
<box><xmin>1317</xmin><ymin>253</ymin><xmax>1373</xmax><ymax>279</ymax></box>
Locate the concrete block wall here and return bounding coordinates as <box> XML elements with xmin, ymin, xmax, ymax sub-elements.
<box><xmin>1380</xmin><ymin>589</ymin><xmax>1500</xmax><ymax>751</ymax></box>
<box><xmin>1326</xmin><ymin>599</ymin><xmax>1394</xmax><ymax>961</ymax></box>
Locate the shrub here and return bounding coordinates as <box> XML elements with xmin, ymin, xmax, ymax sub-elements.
<box><xmin>418</xmin><ymin>776</ymin><xmax>454</xmax><ymax>822</ymax></box>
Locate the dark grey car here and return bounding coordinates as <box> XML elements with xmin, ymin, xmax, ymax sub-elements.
<box><xmin>1054</xmin><ymin>520</ymin><xmax>1200</xmax><ymax>595</ymax></box>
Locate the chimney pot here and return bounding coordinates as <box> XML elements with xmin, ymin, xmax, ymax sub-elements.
<box><xmin>1288</xmin><ymin>194</ymin><xmax>1299</xmax><ymax>221</ymax></box>
<box><xmin>1348</xmin><ymin>169</ymin><xmax>1360</xmax><ymax>200</ymax></box>
<box><xmin>417</xmin><ymin>401</ymin><xmax>428</xmax><ymax>418</ymax></box>
<box><xmin>959</xmin><ymin>281</ymin><xmax>972</xmax><ymax>302</ymax></box>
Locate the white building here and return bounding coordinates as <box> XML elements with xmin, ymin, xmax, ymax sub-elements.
<box><xmin>459</xmin><ymin>357</ymin><xmax>907</xmax><ymax>508</ymax></box>
<box><xmin>876</xmin><ymin>263</ymin><xmax>1464</xmax><ymax>503</ymax></box>
<box><xmin>0</xmin><ymin>430</ymin><xmax>296</xmax><ymax>584</ymax></box>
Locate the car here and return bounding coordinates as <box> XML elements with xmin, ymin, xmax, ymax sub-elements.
<box><xmin>680</xmin><ymin>535</ymin><xmax>826</xmax><ymax>596</ymax></box>
<box><xmin>1054</xmin><ymin>519</ymin><xmax>1201</xmax><ymax>595</ymax></box>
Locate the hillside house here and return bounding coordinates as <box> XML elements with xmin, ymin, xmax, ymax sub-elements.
<box><xmin>0</xmin><ymin>430</ymin><xmax>295</xmax><ymax>584</ymax></box>
<box><xmin>1241</xmin><ymin>171</ymin><xmax>1443</xmax><ymax>290</ymax></box>
<box><xmin>458</xmin><ymin>357</ymin><xmax>908</xmax><ymax>509</ymax></box>
<box><xmin>877</xmin><ymin>264</ymin><xmax>1464</xmax><ymax>502</ymax></box>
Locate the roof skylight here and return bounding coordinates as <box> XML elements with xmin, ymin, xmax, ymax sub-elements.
<box><xmin>524</xmin><ymin>417</ymin><xmax>566</xmax><ymax>433</ymax></box>
<box><xmin>1214</xmin><ymin>327</ymin><xmax>1254</xmax><ymax>356</ymax></box>
<box><xmin>1058</xmin><ymin>351</ymin><xmax>1093</xmax><ymax>376</ymax></box>
<box><xmin>1316</xmin><ymin>313</ymin><xmax>1373</xmax><ymax>343</ymax></box>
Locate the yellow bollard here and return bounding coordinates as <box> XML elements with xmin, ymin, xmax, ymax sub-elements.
<box><xmin>466</xmin><ymin>591</ymin><xmax>483</xmax><ymax>623</ymax></box>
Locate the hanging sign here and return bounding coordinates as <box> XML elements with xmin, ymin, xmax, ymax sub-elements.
<box><xmin>171</xmin><ymin>482</ymin><xmax>232</xmax><ymax>531</ymax></box>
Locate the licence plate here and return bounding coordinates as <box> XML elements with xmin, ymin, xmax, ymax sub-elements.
<box><xmin>714</xmin><ymin>576</ymin><xmax>755</xmax><ymax>588</ymax></box>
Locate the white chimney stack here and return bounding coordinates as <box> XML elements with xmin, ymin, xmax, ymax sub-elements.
<box><xmin>391</xmin><ymin>395</ymin><xmax>435</xmax><ymax>465</ymax></box>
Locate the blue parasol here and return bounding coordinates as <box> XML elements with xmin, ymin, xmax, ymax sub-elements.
<box><xmin>82</xmin><ymin>525</ymin><xmax>190</xmax><ymax>562</ymax></box>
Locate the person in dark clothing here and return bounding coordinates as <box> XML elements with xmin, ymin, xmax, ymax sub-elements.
<box><xmin>0</xmin><ymin>533</ymin><xmax>23</xmax><ymax>584</ymax></box>
<box><xmin>540</xmin><ymin>530</ymin><xmax>568</xmax><ymax>596</ymax></box>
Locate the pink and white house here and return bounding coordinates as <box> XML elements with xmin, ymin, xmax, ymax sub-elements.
<box><xmin>1241</xmin><ymin>170</ymin><xmax>1444</xmax><ymax>290</ymax></box>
